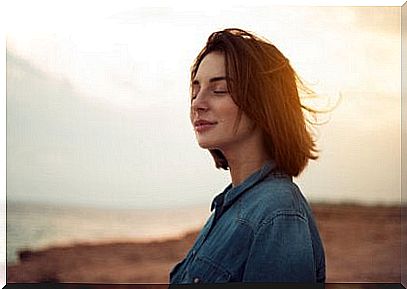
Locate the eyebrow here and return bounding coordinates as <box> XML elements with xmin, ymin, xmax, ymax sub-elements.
<box><xmin>192</xmin><ymin>76</ymin><xmax>228</xmax><ymax>85</ymax></box>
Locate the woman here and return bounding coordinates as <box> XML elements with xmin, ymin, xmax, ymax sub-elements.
<box><xmin>170</xmin><ymin>28</ymin><xmax>326</xmax><ymax>283</ymax></box>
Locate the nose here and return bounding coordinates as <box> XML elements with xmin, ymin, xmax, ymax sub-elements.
<box><xmin>191</xmin><ymin>90</ymin><xmax>209</xmax><ymax>113</ymax></box>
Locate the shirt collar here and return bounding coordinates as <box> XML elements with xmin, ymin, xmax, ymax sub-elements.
<box><xmin>210</xmin><ymin>160</ymin><xmax>280</xmax><ymax>212</ymax></box>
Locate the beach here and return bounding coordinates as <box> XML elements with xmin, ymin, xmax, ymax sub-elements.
<box><xmin>7</xmin><ymin>203</ymin><xmax>402</xmax><ymax>283</ymax></box>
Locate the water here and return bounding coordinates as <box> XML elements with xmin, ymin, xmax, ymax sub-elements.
<box><xmin>6</xmin><ymin>200</ymin><xmax>210</xmax><ymax>265</ymax></box>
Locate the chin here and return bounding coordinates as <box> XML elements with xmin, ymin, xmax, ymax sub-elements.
<box><xmin>197</xmin><ymin>141</ymin><xmax>212</xmax><ymax>149</ymax></box>
<box><xmin>196</xmin><ymin>138</ymin><xmax>216</xmax><ymax>149</ymax></box>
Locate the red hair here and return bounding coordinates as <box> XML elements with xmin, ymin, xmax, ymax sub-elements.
<box><xmin>191</xmin><ymin>28</ymin><xmax>318</xmax><ymax>177</ymax></box>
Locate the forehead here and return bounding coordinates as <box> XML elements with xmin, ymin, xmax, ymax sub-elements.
<box><xmin>194</xmin><ymin>52</ymin><xmax>226</xmax><ymax>81</ymax></box>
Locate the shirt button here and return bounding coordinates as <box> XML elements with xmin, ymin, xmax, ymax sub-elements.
<box><xmin>193</xmin><ymin>277</ymin><xmax>200</xmax><ymax>283</ymax></box>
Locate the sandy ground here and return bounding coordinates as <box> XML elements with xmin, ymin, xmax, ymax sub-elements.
<box><xmin>7</xmin><ymin>203</ymin><xmax>403</xmax><ymax>283</ymax></box>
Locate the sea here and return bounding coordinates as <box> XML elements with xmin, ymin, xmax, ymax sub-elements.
<box><xmin>6</xmin><ymin>200</ymin><xmax>211</xmax><ymax>265</ymax></box>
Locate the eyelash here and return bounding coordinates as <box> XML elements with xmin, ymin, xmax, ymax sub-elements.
<box><xmin>191</xmin><ymin>90</ymin><xmax>227</xmax><ymax>99</ymax></box>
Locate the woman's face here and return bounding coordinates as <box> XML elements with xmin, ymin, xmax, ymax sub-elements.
<box><xmin>190</xmin><ymin>52</ymin><xmax>259</xmax><ymax>152</ymax></box>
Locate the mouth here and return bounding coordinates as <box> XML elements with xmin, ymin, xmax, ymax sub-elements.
<box><xmin>194</xmin><ymin>120</ymin><xmax>218</xmax><ymax>133</ymax></box>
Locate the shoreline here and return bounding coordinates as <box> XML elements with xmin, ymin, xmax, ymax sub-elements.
<box><xmin>7</xmin><ymin>203</ymin><xmax>403</xmax><ymax>283</ymax></box>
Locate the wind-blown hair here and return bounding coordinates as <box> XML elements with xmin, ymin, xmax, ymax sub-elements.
<box><xmin>191</xmin><ymin>28</ymin><xmax>319</xmax><ymax>177</ymax></box>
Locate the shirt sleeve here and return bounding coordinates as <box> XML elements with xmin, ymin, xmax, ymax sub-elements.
<box><xmin>242</xmin><ymin>213</ymin><xmax>316</xmax><ymax>282</ymax></box>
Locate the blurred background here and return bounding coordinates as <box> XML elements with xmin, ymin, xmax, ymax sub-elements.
<box><xmin>4</xmin><ymin>2</ymin><xmax>403</xmax><ymax>284</ymax></box>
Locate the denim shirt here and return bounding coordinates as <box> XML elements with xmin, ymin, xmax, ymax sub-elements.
<box><xmin>169</xmin><ymin>160</ymin><xmax>326</xmax><ymax>283</ymax></box>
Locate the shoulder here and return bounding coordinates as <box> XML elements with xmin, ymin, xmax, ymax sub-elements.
<box><xmin>237</xmin><ymin>173</ymin><xmax>310</xmax><ymax>231</ymax></box>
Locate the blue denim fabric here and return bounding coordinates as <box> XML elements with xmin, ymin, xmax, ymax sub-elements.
<box><xmin>169</xmin><ymin>160</ymin><xmax>326</xmax><ymax>283</ymax></box>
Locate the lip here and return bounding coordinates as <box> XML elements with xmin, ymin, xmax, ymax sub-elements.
<box><xmin>193</xmin><ymin>119</ymin><xmax>218</xmax><ymax>133</ymax></box>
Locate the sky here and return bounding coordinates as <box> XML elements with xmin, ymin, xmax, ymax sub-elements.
<box><xmin>4</xmin><ymin>4</ymin><xmax>403</xmax><ymax>210</ymax></box>
<box><xmin>0</xmin><ymin>1</ymin><xmax>405</xmax><ymax>285</ymax></box>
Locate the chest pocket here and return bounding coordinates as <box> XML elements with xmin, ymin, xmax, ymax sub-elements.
<box><xmin>186</xmin><ymin>256</ymin><xmax>231</xmax><ymax>283</ymax></box>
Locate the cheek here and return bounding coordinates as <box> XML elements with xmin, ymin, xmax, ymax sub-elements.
<box><xmin>217</xmin><ymin>100</ymin><xmax>240</xmax><ymax>123</ymax></box>
<box><xmin>189</xmin><ymin>108</ymin><xmax>194</xmax><ymax>124</ymax></box>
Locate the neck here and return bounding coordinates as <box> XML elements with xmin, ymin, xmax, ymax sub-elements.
<box><xmin>221</xmin><ymin>133</ymin><xmax>270</xmax><ymax>187</ymax></box>
<box><xmin>228</xmin><ymin>156</ymin><xmax>270</xmax><ymax>187</ymax></box>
